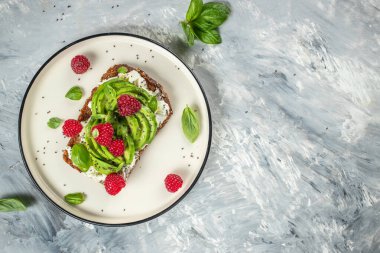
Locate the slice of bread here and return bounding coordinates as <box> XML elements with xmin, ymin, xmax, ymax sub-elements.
<box><xmin>63</xmin><ymin>64</ymin><xmax>173</xmax><ymax>182</ymax></box>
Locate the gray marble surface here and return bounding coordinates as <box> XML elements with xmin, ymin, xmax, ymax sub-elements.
<box><xmin>1</xmin><ymin>0</ymin><xmax>380</xmax><ymax>252</ymax></box>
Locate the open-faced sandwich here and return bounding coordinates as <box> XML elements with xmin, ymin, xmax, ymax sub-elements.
<box><xmin>62</xmin><ymin>63</ymin><xmax>173</xmax><ymax>195</ymax></box>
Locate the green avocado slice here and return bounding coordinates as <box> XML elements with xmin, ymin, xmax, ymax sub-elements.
<box><xmin>123</xmin><ymin>135</ymin><xmax>135</xmax><ymax>165</ymax></box>
<box><xmin>91</xmin><ymin>154</ymin><xmax>123</xmax><ymax>175</ymax></box>
<box><xmin>126</xmin><ymin>115</ymin><xmax>141</xmax><ymax>144</ymax></box>
<box><xmin>140</xmin><ymin>106</ymin><xmax>157</xmax><ymax>144</ymax></box>
<box><xmin>135</xmin><ymin>112</ymin><xmax>150</xmax><ymax>150</ymax></box>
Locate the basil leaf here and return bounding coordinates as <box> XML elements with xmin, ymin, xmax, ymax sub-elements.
<box><xmin>193</xmin><ymin>2</ymin><xmax>231</xmax><ymax>30</ymax></box>
<box><xmin>186</xmin><ymin>0</ymin><xmax>203</xmax><ymax>22</ymax></box>
<box><xmin>147</xmin><ymin>96</ymin><xmax>158</xmax><ymax>113</ymax></box>
<box><xmin>0</xmin><ymin>198</ymin><xmax>26</xmax><ymax>212</ymax></box>
<box><xmin>65</xmin><ymin>86</ymin><xmax>83</xmax><ymax>100</ymax></box>
<box><xmin>47</xmin><ymin>117</ymin><xmax>63</xmax><ymax>129</ymax></box>
<box><xmin>117</xmin><ymin>66</ymin><xmax>128</xmax><ymax>74</ymax></box>
<box><xmin>181</xmin><ymin>21</ymin><xmax>196</xmax><ymax>46</ymax></box>
<box><xmin>71</xmin><ymin>144</ymin><xmax>92</xmax><ymax>172</ymax></box>
<box><xmin>64</xmin><ymin>192</ymin><xmax>86</xmax><ymax>205</ymax></box>
<box><xmin>193</xmin><ymin>28</ymin><xmax>222</xmax><ymax>44</ymax></box>
<box><xmin>182</xmin><ymin>106</ymin><xmax>200</xmax><ymax>143</ymax></box>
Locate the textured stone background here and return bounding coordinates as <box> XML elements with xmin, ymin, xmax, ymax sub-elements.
<box><xmin>1</xmin><ymin>0</ymin><xmax>380</xmax><ymax>252</ymax></box>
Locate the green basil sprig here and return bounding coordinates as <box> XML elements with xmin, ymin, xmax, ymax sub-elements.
<box><xmin>65</xmin><ymin>86</ymin><xmax>83</xmax><ymax>100</ymax></box>
<box><xmin>64</xmin><ymin>192</ymin><xmax>86</xmax><ymax>205</ymax></box>
<box><xmin>71</xmin><ymin>144</ymin><xmax>92</xmax><ymax>172</ymax></box>
<box><xmin>117</xmin><ymin>66</ymin><xmax>128</xmax><ymax>74</ymax></box>
<box><xmin>0</xmin><ymin>198</ymin><xmax>26</xmax><ymax>212</ymax></box>
<box><xmin>181</xmin><ymin>0</ymin><xmax>231</xmax><ymax>46</ymax></box>
<box><xmin>47</xmin><ymin>117</ymin><xmax>63</xmax><ymax>129</ymax></box>
<box><xmin>182</xmin><ymin>106</ymin><xmax>200</xmax><ymax>143</ymax></box>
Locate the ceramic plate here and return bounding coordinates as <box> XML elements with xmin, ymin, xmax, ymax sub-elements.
<box><xmin>19</xmin><ymin>33</ymin><xmax>211</xmax><ymax>226</ymax></box>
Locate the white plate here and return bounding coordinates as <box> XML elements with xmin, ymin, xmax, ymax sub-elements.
<box><xmin>19</xmin><ymin>33</ymin><xmax>211</xmax><ymax>225</ymax></box>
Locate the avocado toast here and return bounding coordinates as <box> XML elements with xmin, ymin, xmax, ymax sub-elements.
<box><xmin>63</xmin><ymin>64</ymin><xmax>173</xmax><ymax>184</ymax></box>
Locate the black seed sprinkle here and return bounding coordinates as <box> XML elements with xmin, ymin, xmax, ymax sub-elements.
<box><xmin>150</xmin><ymin>49</ymin><xmax>152</xmax><ymax>52</ymax></box>
<box><xmin>42</xmin><ymin>10</ymin><xmax>45</xmax><ymax>13</ymax></box>
<box><xmin>34</xmin><ymin>112</ymin><xmax>38</xmax><ymax>115</ymax></box>
<box><xmin>183</xmin><ymin>156</ymin><xmax>185</xmax><ymax>158</ymax></box>
<box><xmin>245</xmin><ymin>111</ymin><xmax>248</xmax><ymax>114</ymax></box>
<box><xmin>130</xmin><ymin>44</ymin><xmax>133</xmax><ymax>47</ymax></box>
<box><xmin>151</xmin><ymin>55</ymin><xmax>154</xmax><ymax>58</ymax></box>
<box><xmin>35</xmin><ymin>158</ymin><xmax>38</xmax><ymax>160</ymax></box>
<box><xmin>144</xmin><ymin>60</ymin><xmax>147</xmax><ymax>63</ymax></box>
<box><xmin>148</xmin><ymin>13</ymin><xmax>150</xmax><ymax>16</ymax></box>
<box><xmin>37</xmin><ymin>150</ymin><xmax>39</xmax><ymax>153</ymax></box>
<box><xmin>101</xmin><ymin>209</ymin><xmax>104</xmax><ymax>212</ymax></box>
<box><xmin>181</xmin><ymin>147</ymin><xmax>184</xmax><ymax>150</ymax></box>
<box><xmin>53</xmin><ymin>5</ymin><xmax>56</xmax><ymax>8</ymax></box>
<box><xmin>188</xmin><ymin>164</ymin><xmax>191</xmax><ymax>167</ymax></box>
<box><xmin>56</xmin><ymin>18</ymin><xmax>59</xmax><ymax>21</ymax></box>
<box><xmin>113</xmin><ymin>45</ymin><xmax>116</xmax><ymax>47</ymax></box>
<box><xmin>47</xmin><ymin>140</ymin><xmax>50</xmax><ymax>143</ymax></box>
<box><xmin>54</xmin><ymin>151</ymin><xmax>58</xmax><ymax>154</ymax></box>
<box><xmin>62</xmin><ymin>12</ymin><xmax>64</xmax><ymax>15</ymax></box>
<box><xmin>293</xmin><ymin>73</ymin><xmax>296</xmax><ymax>76</ymax></box>
<box><xmin>202</xmin><ymin>48</ymin><xmax>204</xmax><ymax>51</ymax></box>
<box><xmin>43</xmin><ymin>163</ymin><xmax>45</xmax><ymax>166</ymax></box>
<box><xmin>60</xmin><ymin>18</ymin><xmax>63</xmax><ymax>21</ymax></box>
<box><xmin>43</xmin><ymin>147</ymin><xmax>46</xmax><ymax>150</ymax></box>
<box><xmin>112</xmin><ymin>58</ymin><xmax>115</xmax><ymax>61</ymax></box>
<box><xmin>63</xmin><ymin>184</ymin><xmax>66</xmax><ymax>186</ymax></box>
<box><xmin>112</xmin><ymin>5</ymin><xmax>114</xmax><ymax>8</ymax></box>
<box><xmin>56</xmin><ymin>141</ymin><xmax>58</xmax><ymax>143</ymax></box>
<box><xmin>106</xmin><ymin>50</ymin><xmax>108</xmax><ymax>53</ymax></box>
<box><xmin>197</xmin><ymin>157</ymin><xmax>199</xmax><ymax>159</ymax></box>
<box><xmin>47</xmin><ymin>110</ymin><xmax>51</xmax><ymax>114</ymax></box>
<box><xmin>326</xmin><ymin>127</ymin><xmax>328</xmax><ymax>130</ymax></box>
<box><xmin>123</xmin><ymin>208</ymin><xmax>126</xmax><ymax>211</ymax></box>
<box><xmin>43</xmin><ymin>152</ymin><xmax>45</xmax><ymax>154</ymax></box>
<box><xmin>67</xmin><ymin>5</ymin><xmax>71</xmax><ymax>8</ymax></box>
<box><xmin>90</xmin><ymin>67</ymin><xmax>93</xmax><ymax>70</ymax></box>
<box><xmin>42</xmin><ymin>96</ymin><xmax>45</xmax><ymax>99</ymax></box>
<box><xmin>78</xmin><ymin>78</ymin><xmax>81</xmax><ymax>81</ymax></box>
<box><xmin>117</xmin><ymin>5</ymin><xmax>119</xmax><ymax>7</ymax></box>
<box><xmin>62</xmin><ymin>40</ymin><xmax>66</xmax><ymax>43</ymax></box>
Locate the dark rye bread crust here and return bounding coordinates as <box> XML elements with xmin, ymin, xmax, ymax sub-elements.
<box><xmin>63</xmin><ymin>64</ymin><xmax>173</xmax><ymax>174</ymax></box>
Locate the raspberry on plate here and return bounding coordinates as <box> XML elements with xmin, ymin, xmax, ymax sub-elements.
<box><xmin>92</xmin><ymin>123</ymin><xmax>114</xmax><ymax>147</ymax></box>
<box><xmin>117</xmin><ymin>94</ymin><xmax>141</xmax><ymax>116</ymax></box>
<box><xmin>62</xmin><ymin>119</ymin><xmax>83</xmax><ymax>137</ymax></box>
<box><xmin>104</xmin><ymin>173</ymin><xmax>126</xmax><ymax>195</ymax></box>
<box><xmin>164</xmin><ymin>174</ymin><xmax>183</xmax><ymax>193</ymax></box>
<box><xmin>108</xmin><ymin>139</ymin><xmax>125</xmax><ymax>157</ymax></box>
<box><xmin>71</xmin><ymin>55</ymin><xmax>90</xmax><ymax>74</ymax></box>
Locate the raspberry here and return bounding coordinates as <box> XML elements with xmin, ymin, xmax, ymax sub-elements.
<box><xmin>108</xmin><ymin>139</ymin><xmax>125</xmax><ymax>157</ymax></box>
<box><xmin>92</xmin><ymin>123</ymin><xmax>114</xmax><ymax>147</ymax></box>
<box><xmin>62</xmin><ymin>119</ymin><xmax>83</xmax><ymax>137</ymax></box>
<box><xmin>117</xmin><ymin>94</ymin><xmax>141</xmax><ymax>116</ymax></box>
<box><xmin>164</xmin><ymin>174</ymin><xmax>183</xmax><ymax>193</ymax></box>
<box><xmin>71</xmin><ymin>55</ymin><xmax>90</xmax><ymax>74</ymax></box>
<box><xmin>104</xmin><ymin>173</ymin><xmax>126</xmax><ymax>195</ymax></box>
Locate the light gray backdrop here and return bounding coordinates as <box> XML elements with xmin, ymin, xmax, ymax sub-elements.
<box><xmin>0</xmin><ymin>0</ymin><xmax>379</xmax><ymax>252</ymax></box>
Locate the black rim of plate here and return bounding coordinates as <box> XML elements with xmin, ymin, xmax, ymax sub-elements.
<box><xmin>18</xmin><ymin>33</ymin><xmax>212</xmax><ymax>226</ymax></box>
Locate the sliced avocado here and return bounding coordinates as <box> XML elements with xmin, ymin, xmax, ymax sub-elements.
<box><xmin>123</xmin><ymin>135</ymin><xmax>135</xmax><ymax>165</ymax></box>
<box><xmin>91</xmin><ymin>154</ymin><xmax>120</xmax><ymax>175</ymax></box>
<box><xmin>135</xmin><ymin>112</ymin><xmax>150</xmax><ymax>150</ymax></box>
<box><xmin>140</xmin><ymin>106</ymin><xmax>158</xmax><ymax>144</ymax></box>
<box><xmin>126</xmin><ymin>116</ymin><xmax>141</xmax><ymax>144</ymax></box>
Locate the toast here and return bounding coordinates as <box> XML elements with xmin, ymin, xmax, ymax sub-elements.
<box><xmin>63</xmin><ymin>64</ymin><xmax>173</xmax><ymax>183</ymax></box>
